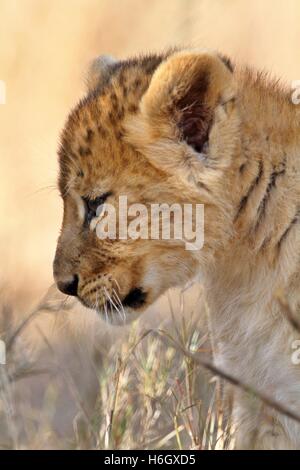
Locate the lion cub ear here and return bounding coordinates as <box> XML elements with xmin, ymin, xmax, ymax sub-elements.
<box><xmin>85</xmin><ymin>55</ymin><xmax>118</xmax><ymax>92</ymax></box>
<box><xmin>126</xmin><ymin>51</ymin><xmax>236</xmax><ymax>180</ymax></box>
<box><xmin>141</xmin><ymin>50</ymin><xmax>235</xmax><ymax>153</ymax></box>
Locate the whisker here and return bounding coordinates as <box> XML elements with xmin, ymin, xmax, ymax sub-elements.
<box><xmin>104</xmin><ymin>287</ymin><xmax>124</xmax><ymax>323</ymax></box>
<box><xmin>28</xmin><ymin>184</ymin><xmax>59</xmax><ymax>197</ymax></box>
<box><xmin>103</xmin><ymin>300</ymin><xmax>109</xmax><ymax>324</ymax></box>
<box><xmin>61</xmin><ymin>295</ymin><xmax>70</xmax><ymax>309</ymax></box>
<box><xmin>95</xmin><ymin>290</ymin><xmax>100</xmax><ymax>313</ymax></box>
<box><xmin>62</xmin><ymin>173</ymin><xmax>77</xmax><ymax>198</ymax></box>
<box><xmin>112</xmin><ymin>278</ymin><xmax>121</xmax><ymax>294</ymax></box>
<box><xmin>112</xmin><ymin>288</ymin><xmax>126</xmax><ymax>322</ymax></box>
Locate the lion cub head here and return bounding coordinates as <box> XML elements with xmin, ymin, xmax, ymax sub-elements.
<box><xmin>53</xmin><ymin>50</ymin><xmax>239</xmax><ymax>324</ymax></box>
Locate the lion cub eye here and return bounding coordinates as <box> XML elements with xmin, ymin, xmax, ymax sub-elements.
<box><xmin>83</xmin><ymin>192</ymin><xmax>111</xmax><ymax>226</ymax></box>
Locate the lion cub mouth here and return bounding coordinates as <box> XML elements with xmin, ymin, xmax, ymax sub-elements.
<box><xmin>122</xmin><ymin>288</ymin><xmax>147</xmax><ymax>309</ymax></box>
<box><xmin>78</xmin><ymin>286</ymin><xmax>147</xmax><ymax>325</ymax></box>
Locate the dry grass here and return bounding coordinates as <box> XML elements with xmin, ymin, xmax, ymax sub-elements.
<box><xmin>2</xmin><ymin>287</ymin><xmax>300</xmax><ymax>449</ymax></box>
<box><xmin>0</xmin><ymin>286</ymin><xmax>235</xmax><ymax>450</ymax></box>
<box><xmin>1</xmin><ymin>0</ymin><xmax>300</xmax><ymax>450</ymax></box>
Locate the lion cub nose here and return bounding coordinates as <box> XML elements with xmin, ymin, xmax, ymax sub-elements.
<box><xmin>57</xmin><ymin>275</ymin><xmax>79</xmax><ymax>297</ymax></box>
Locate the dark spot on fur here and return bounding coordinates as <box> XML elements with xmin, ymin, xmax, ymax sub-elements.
<box><xmin>235</xmin><ymin>160</ymin><xmax>264</xmax><ymax>220</ymax></box>
<box><xmin>85</xmin><ymin>129</ymin><xmax>94</xmax><ymax>143</ymax></box>
<box><xmin>197</xmin><ymin>181</ymin><xmax>211</xmax><ymax>192</ymax></box>
<box><xmin>110</xmin><ymin>92</ymin><xmax>118</xmax><ymax>106</ymax></box>
<box><xmin>79</xmin><ymin>146</ymin><xmax>91</xmax><ymax>157</ymax></box>
<box><xmin>115</xmin><ymin>129</ymin><xmax>124</xmax><ymax>140</ymax></box>
<box><xmin>128</xmin><ymin>104</ymin><xmax>138</xmax><ymax>114</ymax></box>
<box><xmin>108</xmin><ymin>111</ymin><xmax>117</xmax><ymax>125</ymax></box>
<box><xmin>118</xmin><ymin>70</ymin><xmax>125</xmax><ymax>87</ymax></box>
<box><xmin>260</xmin><ymin>236</ymin><xmax>271</xmax><ymax>251</ymax></box>
<box><xmin>254</xmin><ymin>165</ymin><xmax>286</xmax><ymax>230</ymax></box>
<box><xmin>278</xmin><ymin>209</ymin><xmax>300</xmax><ymax>250</ymax></box>
<box><xmin>117</xmin><ymin>107</ymin><xmax>125</xmax><ymax>120</ymax></box>
<box><xmin>98</xmin><ymin>126</ymin><xmax>107</xmax><ymax>138</ymax></box>
<box><xmin>143</xmin><ymin>54</ymin><xmax>166</xmax><ymax>74</ymax></box>
<box><xmin>134</xmin><ymin>78</ymin><xmax>142</xmax><ymax>89</ymax></box>
<box><xmin>219</xmin><ymin>54</ymin><xmax>234</xmax><ymax>73</ymax></box>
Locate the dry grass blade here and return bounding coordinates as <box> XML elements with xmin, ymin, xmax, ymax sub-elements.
<box><xmin>6</xmin><ymin>284</ymin><xmax>75</xmax><ymax>352</ymax></box>
<box><xmin>105</xmin><ymin>354</ymin><xmax>123</xmax><ymax>449</ymax></box>
<box><xmin>36</xmin><ymin>325</ymin><xmax>98</xmax><ymax>446</ymax></box>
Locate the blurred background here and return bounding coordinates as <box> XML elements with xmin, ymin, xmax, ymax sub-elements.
<box><xmin>1</xmin><ymin>0</ymin><xmax>300</xmax><ymax>450</ymax></box>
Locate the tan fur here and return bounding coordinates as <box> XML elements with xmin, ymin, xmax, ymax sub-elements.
<box><xmin>54</xmin><ymin>49</ymin><xmax>300</xmax><ymax>449</ymax></box>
